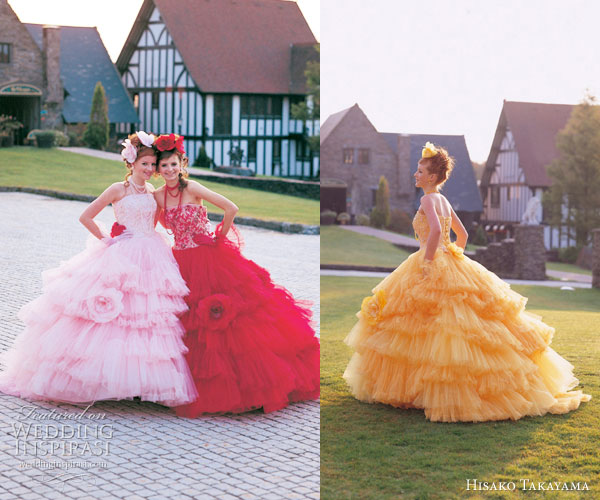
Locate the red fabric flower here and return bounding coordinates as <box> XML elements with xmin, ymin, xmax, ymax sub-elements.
<box><xmin>196</xmin><ymin>294</ymin><xmax>237</xmax><ymax>331</ymax></box>
<box><xmin>110</xmin><ymin>222</ymin><xmax>126</xmax><ymax>237</ymax></box>
<box><xmin>155</xmin><ymin>133</ymin><xmax>176</xmax><ymax>151</ymax></box>
<box><xmin>174</xmin><ymin>135</ymin><xmax>185</xmax><ymax>154</ymax></box>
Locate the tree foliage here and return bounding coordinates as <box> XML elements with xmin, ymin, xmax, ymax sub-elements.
<box><xmin>83</xmin><ymin>81</ymin><xmax>109</xmax><ymax>150</ymax></box>
<box><xmin>370</xmin><ymin>176</ymin><xmax>391</xmax><ymax>228</ymax></box>
<box><xmin>544</xmin><ymin>93</ymin><xmax>600</xmax><ymax>246</ymax></box>
<box><xmin>291</xmin><ymin>45</ymin><xmax>320</xmax><ymax>153</ymax></box>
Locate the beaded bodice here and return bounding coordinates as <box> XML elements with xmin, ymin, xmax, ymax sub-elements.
<box><xmin>165</xmin><ymin>204</ymin><xmax>214</xmax><ymax>250</ymax></box>
<box><xmin>113</xmin><ymin>193</ymin><xmax>156</xmax><ymax>235</ymax></box>
<box><xmin>413</xmin><ymin>210</ymin><xmax>452</xmax><ymax>248</ymax></box>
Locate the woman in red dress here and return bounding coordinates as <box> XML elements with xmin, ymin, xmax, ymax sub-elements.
<box><xmin>152</xmin><ymin>133</ymin><xmax>320</xmax><ymax>415</ymax></box>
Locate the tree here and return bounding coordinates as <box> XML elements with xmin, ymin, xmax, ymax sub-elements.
<box><xmin>291</xmin><ymin>45</ymin><xmax>319</xmax><ymax>153</ymax></box>
<box><xmin>370</xmin><ymin>176</ymin><xmax>391</xmax><ymax>228</ymax></box>
<box><xmin>83</xmin><ymin>81</ymin><xmax>109</xmax><ymax>150</ymax></box>
<box><xmin>544</xmin><ymin>93</ymin><xmax>600</xmax><ymax>246</ymax></box>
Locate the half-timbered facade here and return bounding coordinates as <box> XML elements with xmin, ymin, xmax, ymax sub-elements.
<box><xmin>116</xmin><ymin>0</ymin><xmax>319</xmax><ymax>178</ymax></box>
<box><xmin>480</xmin><ymin>101</ymin><xmax>575</xmax><ymax>248</ymax></box>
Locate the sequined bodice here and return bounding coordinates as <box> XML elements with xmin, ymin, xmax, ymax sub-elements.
<box><xmin>165</xmin><ymin>204</ymin><xmax>214</xmax><ymax>250</ymax></box>
<box><xmin>413</xmin><ymin>211</ymin><xmax>452</xmax><ymax>248</ymax></box>
<box><xmin>113</xmin><ymin>193</ymin><xmax>156</xmax><ymax>235</ymax></box>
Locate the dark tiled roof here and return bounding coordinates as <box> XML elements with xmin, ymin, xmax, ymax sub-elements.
<box><xmin>118</xmin><ymin>0</ymin><xmax>317</xmax><ymax>95</ymax></box>
<box><xmin>25</xmin><ymin>24</ymin><xmax>138</xmax><ymax>124</ymax></box>
<box><xmin>408</xmin><ymin>134</ymin><xmax>483</xmax><ymax>213</ymax></box>
<box><xmin>290</xmin><ymin>43</ymin><xmax>318</xmax><ymax>95</ymax></box>
<box><xmin>501</xmin><ymin>101</ymin><xmax>574</xmax><ymax>187</ymax></box>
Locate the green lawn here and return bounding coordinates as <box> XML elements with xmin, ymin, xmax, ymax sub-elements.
<box><xmin>546</xmin><ymin>261</ymin><xmax>593</xmax><ymax>277</ymax></box>
<box><xmin>0</xmin><ymin>147</ymin><xmax>319</xmax><ymax>225</ymax></box>
<box><xmin>321</xmin><ymin>226</ymin><xmax>411</xmax><ymax>268</ymax></box>
<box><xmin>321</xmin><ymin>276</ymin><xmax>600</xmax><ymax>499</ymax></box>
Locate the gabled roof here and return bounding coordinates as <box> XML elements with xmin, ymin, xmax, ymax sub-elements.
<box><xmin>408</xmin><ymin>134</ymin><xmax>483</xmax><ymax>213</ymax></box>
<box><xmin>320</xmin><ymin>105</ymin><xmax>353</xmax><ymax>145</ymax></box>
<box><xmin>484</xmin><ymin>100</ymin><xmax>574</xmax><ymax>188</ymax></box>
<box><xmin>25</xmin><ymin>24</ymin><xmax>139</xmax><ymax>124</ymax></box>
<box><xmin>117</xmin><ymin>0</ymin><xmax>317</xmax><ymax>95</ymax></box>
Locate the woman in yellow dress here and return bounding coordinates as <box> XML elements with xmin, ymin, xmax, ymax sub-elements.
<box><xmin>343</xmin><ymin>142</ymin><xmax>591</xmax><ymax>422</ymax></box>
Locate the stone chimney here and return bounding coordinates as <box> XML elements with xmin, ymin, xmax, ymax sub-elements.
<box><xmin>42</xmin><ymin>25</ymin><xmax>63</xmax><ymax>126</ymax></box>
<box><xmin>396</xmin><ymin>134</ymin><xmax>415</xmax><ymax>211</ymax></box>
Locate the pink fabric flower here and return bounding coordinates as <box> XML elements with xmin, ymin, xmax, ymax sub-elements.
<box><xmin>136</xmin><ymin>130</ymin><xmax>155</xmax><ymax>147</ymax></box>
<box><xmin>196</xmin><ymin>294</ymin><xmax>236</xmax><ymax>330</ymax></box>
<box><xmin>121</xmin><ymin>139</ymin><xmax>137</xmax><ymax>163</ymax></box>
<box><xmin>86</xmin><ymin>288</ymin><xmax>124</xmax><ymax>323</ymax></box>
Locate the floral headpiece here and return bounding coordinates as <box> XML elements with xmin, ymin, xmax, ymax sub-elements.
<box><xmin>421</xmin><ymin>141</ymin><xmax>438</xmax><ymax>159</ymax></box>
<box><xmin>154</xmin><ymin>133</ymin><xmax>185</xmax><ymax>155</ymax></box>
<box><xmin>121</xmin><ymin>130</ymin><xmax>156</xmax><ymax>163</ymax></box>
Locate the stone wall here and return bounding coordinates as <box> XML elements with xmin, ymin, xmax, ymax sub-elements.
<box><xmin>0</xmin><ymin>0</ymin><xmax>44</xmax><ymax>91</ymax></box>
<box><xmin>592</xmin><ymin>228</ymin><xmax>600</xmax><ymax>289</ymax></box>
<box><xmin>42</xmin><ymin>26</ymin><xmax>63</xmax><ymax>127</ymax></box>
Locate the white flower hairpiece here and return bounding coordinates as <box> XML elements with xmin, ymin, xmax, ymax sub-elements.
<box><xmin>121</xmin><ymin>139</ymin><xmax>137</xmax><ymax>164</ymax></box>
<box><xmin>137</xmin><ymin>130</ymin><xmax>156</xmax><ymax>148</ymax></box>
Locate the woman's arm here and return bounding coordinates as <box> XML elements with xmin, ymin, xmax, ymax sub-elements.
<box><xmin>79</xmin><ymin>183</ymin><xmax>122</xmax><ymax>240</ymax></box>
<box><xmin>188</xmin><ymin>180</ymin><xmax>238</xmax><ymax>237</ymax></box>
<box><xmin>450</xmin><ymin>206</ymin><xmax>468</xmax><ymax>249</ymax></box>
<box><xmin>421</xmin><ymin>195</ymin><xmax>441</xmax><ymax>261</ymax></box>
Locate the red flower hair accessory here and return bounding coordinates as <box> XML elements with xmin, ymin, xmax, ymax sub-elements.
<box><xmin>155</xmin><ymin>133</ymin><xmax>185</xmax><ymax>154</ymax></box>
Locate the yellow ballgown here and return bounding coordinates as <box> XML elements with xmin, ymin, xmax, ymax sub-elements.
<box><xmin>343</xmin><ymin>211</ymin><xmax>591</xmax><ymax>422</ymax></box>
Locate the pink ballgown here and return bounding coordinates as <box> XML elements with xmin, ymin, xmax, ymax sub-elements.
<box><xmin>0</xmin><ymin>191</ymin><xmax>198</xmax><ymax>406</ymax></box>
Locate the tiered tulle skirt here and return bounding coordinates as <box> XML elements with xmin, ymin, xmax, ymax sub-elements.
<box><xmin>0</xmin><ymin>233</ymin><xmax>198</xmax><ymax>406</ymax></box>
<box><xmin>172</xmin><ymin>237</ymin><xmax>320</xmax><ymax>416</ymax></box>
<box><xmin>343</xmin><ymin>246</ymin><xmax>591</xmax><ymax>422</ymax></box>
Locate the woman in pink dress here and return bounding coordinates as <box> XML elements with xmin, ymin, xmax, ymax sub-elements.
<box><xmin>0</xmin><ymin>132</ymin><xmax>197</xmax><ymax>406</ymax></box>
<box><xmin>153</xmin><ymin>133</ymin><xmax>320</xmax><ymax>415</ymax></box>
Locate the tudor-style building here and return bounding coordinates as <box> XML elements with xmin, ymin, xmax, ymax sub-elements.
<box><xmin>480</xmin><ymin>100</ymin><xmax>575</xmax><ymax>248</ymax></box>
<box><xmin>321</xmin><ymin>103</ymin><xmax>483</xmax><ymax>228</ymax></box>
<box><xmin>116</xmin><ymin>0</ymin><xmax>319</xmax><ymax>178</ymax></box>
<box><xmin>0</xmin><ymin>0</ymin><xmax>137</xmax><ymax>142</ymax></box>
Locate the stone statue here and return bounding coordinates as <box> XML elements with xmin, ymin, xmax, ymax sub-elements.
<box><xmin>521</xmin><ymin>197</ymin><xmax>541</xmax><ymax>225</ymax></box>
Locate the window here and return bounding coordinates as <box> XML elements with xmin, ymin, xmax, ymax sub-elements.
<box><xmin>490</xmin><ymin>186</ymin><xmax>500</xmax><ymax>208</ymax></box>
<box><xmin>241</xmin><ymin>96</ymin><xmax>283</xmax><ymax>117</ymax></box>
<box><xmin>358</xmin><ymin>148</ymin><xmax>370</xmax><ymax>164</ymax></box>
<box><xmin>506</xmin><ymin>186</ymin><xmax>511</xmax><ymax>201</ymax></box>
<box><xmin>273</xmin><ymin>139</ymin><xmax>281</xmax><ymax>160</ymax></box>
<box><xmin>133</xmin><ymin>93</ymin><xmax>140</xmax><ymax>109</ymax></box>
<box><xmin>343</xmin><ymin>148</ymin><xmax>354</xmax><ymax>164</ymax></box>
<box><xmin>151</xmin><ymin>90</ymin><xmax>159</xmax><ymax>110</ymax></box>
<box><xmin>214</xmin><ymin>95</ymin><xmax>232</xmax><ymax>135</ymax></box>
<box><xmin>247</xmin><ymin>139</ymin><xmax>257</xmax><ymax>161</ymax></box>
<box><xmin>0</xmin><ymin>43</ymin><xmax>10</xmax><ymax>63</ymax></box>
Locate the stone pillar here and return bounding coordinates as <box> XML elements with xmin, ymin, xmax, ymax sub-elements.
<box><xmin>42</xmin><ymin>25</ymin><xmax>63</xmax><ymax>128</ymax></box>
<box><xmin>514</xmin><ymin>225</ymin><xmax>546</xmax><ymax>280</ymax></box>
<box><xmin>592</xmin><ymin>229</ymin><xmax>600</xmax><ymax>289</ymax></box>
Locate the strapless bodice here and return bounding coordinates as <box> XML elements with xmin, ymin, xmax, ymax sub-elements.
<box><xmin>112</xmin><ymin>193</ymin><xmax>156</xmax><ymax>235</ymax></box>
<box><xmin>412</xmin><ymin>211</ymin><xmax>452</xmax><ymax>248</ymax></box>
<box><xmin>165</xmin><ymin>203</ymin><xmax>214</xmax><ymax>250</ymax></box>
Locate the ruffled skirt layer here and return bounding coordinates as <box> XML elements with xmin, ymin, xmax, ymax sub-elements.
<box><xmin>343</xmin><ymin>247</ymin><xmax>591</xmax><ymax>422</ymax></box>
<box><xmin>172</xmin><ymin>238</ymin><xmax>320</xmax><ymax>416</ymax></box>
<box><xmin>0</xmin><ymin>232</ymin><xmax>198</xmax><ymax>406</ymax></box>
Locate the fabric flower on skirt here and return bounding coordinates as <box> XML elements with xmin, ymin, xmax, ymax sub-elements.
<box><xmin>361</xmin><ymin>289</ymin><xmax>386</xmax><ymax>325</ymax></box>
<box><xmin>86</xmin><ymin>288</ymin><xmax>124</xmax><ymax>323</ymax></box>
<box><xmin>196</xmin><ymin>294</ymin><xmax>237</xmax><ymax>330</ymax></box>
<box><xmin>446</xmin><ymin>242</ymin><xmax>465</xmax><ymax>260</ymax></box>
<box><xmin>110</xmin><ymin>222</ymin><xmax>127</xmax><ymax>238</ymax></box>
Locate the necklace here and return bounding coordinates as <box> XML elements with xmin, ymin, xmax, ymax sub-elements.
<box><xmin>130</xmin><ymin>179</ymin><xmax>147</xmax><ymax>194</ymax></box>
<box><xmin>165</xmin><ymin>182</ymin><xmax>181</xmax><ymax>197</ymax></box>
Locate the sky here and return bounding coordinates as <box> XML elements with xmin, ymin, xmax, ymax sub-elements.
<box><xmin>321</xmin><ymin>0</ymin><xmax>600</xmax><ymax>162</ymax></box>
<box><xmin>8</xmin><ymin>0</ymin><xmax>320</xmax><ymax>61</ymax></box>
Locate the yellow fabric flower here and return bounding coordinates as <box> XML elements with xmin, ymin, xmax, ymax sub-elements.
<box><xmin>361</xmin><ymin>289</ymin><xmax>386</xmax><ymax>325</ymax></box>
<box><xmin>421</xmin><ymin>141</ymin><xmax>438</xmax><ymax>159</ymax></box>
<box><xmin>446</xmin><ymin>242</ymin><xmax>465</xmax><ymax>260</ymax></box>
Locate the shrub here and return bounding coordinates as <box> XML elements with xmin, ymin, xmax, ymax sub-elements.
<box><xmin>35</xmin><ymin>131</ymin><xmax>56</xmax><ymax>148</ymax></box>
<box><xmin>321</xmin><ymin>210</ymin><xmax>337</xmax><ymax>225</ymax></box>
<box><xmin>472</xmin><ymin>224</ymin><xmax>488</xmax><ymax>246</ymax></box>
<box><xmin>68</xmin><ymin>131</ymin><xmax>84</xmax><ymax>147</ymax></box>
<box><xmin>387</xmin><ymin>209</ymin><xmax>412</xmax><ymax>234</ymax></box>
<box><xmin>558</xmin><ymin>246</ymin><xmax>581</xmax><ymax>264</ymax></box>
<box><xmin>83</xmin><ymin>82</ymin><xmax>109</xmax><ymax>150</ymax></box>
<box><xmin>194</xmin><ymin>146</ymin><xmax>214</xmax><ymax>168</ymax></box>
<box><xmin>337</xmin><ymin>212</ymin><xmax>351</xmax><ymax>225</ymax></box>
<box><xmin>26</xmin><ymin>129</ymin><xmax>69</xmax><ymax>147</ymax></box>
<box><xmin>370</xmin><ymin>176</ymin><xmax>390</xmax><ymax>228</ymax></box>
<box><xmin>356</xmin><ymin>214</ymin><xmax>370</xmax><ymax>226</ymax></box>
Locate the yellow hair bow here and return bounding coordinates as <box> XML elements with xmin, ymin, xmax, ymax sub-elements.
<box><xmin>421</xmin><ymin>142</ymin><xmax>438</xmax><ymax>159</ymax></box>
